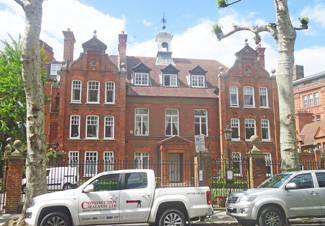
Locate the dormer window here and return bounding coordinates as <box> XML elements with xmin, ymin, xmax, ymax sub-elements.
<box><xmin>191</xmin><ymin>75</ymin><xmax>205</xmax><ymax>88</ymax></box>
<box><xmin>164</xmin><ymin>74</ymin><xmax>177</xmax><ymax>87</ymax></box>
<box><xmin>135</xmin><ymin>73</ymin><xmax>149</xmax><ymax>86</ymax></box>
<box><xmin>189</xmin><ymin>65</ymin><xmax>207</xmax><ymax>88</ymax></box>
<box><xmin>132</xmin><ymin>63</ymin><xmax>151</xmax><ymax>86</ymax></box>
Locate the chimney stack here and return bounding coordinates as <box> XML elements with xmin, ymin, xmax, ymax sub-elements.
<box><xmin>293</xmin><ymin>65</ymin><xmax>304</xmax><ymax>81</ymax></box>
<box><xmin>63</xmin><ymin>28</ymin><xmax>76</xmax><ymax>66</ymax></box>
<box><xmin>118</xmin><ymin>31</ymin><xmax>127</xmax><ymax>65</ymax></box>
<box><xmin>255</xmin><ymin>44</ymin><xmax>265</xmax><ymax>68</ymax></box>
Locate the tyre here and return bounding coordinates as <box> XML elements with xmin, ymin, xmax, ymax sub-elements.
<box><xmin>40</xmin><ymin>212</ymin><xmax>71</xmax><ymax>226</ymax></box>
<box><xmin>63</xmin><ymin>183</ymin><xmax>73</xmax><ymax>190</ymax></box>
<box><xmin>258</xmin><ymin>206</ymin><xmax>284</xmax><ymax>226</ymax></box>
<box><xmin>158</xmin><ymin>209</ymin><xmax>186</xmax><ymax>226</ymax></box>
<box><xmin>237</xmin><ymin>219</ymin><xmax>256</xmax><ymax>226</ymax></box>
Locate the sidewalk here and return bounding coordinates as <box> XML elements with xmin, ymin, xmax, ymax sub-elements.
<box><xmin>0</xmin><ymin>213</ymin><xmax>20</xmax><ymax>226</ymax></box>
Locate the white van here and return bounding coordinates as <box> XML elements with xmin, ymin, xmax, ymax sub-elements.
<box><xmin>22</xmin><ymin>167</ymin><xmax>79</xmax><ymax>193</ymax></box>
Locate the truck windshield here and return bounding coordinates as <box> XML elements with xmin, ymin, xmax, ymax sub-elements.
<box><xmin>258</xmin><ymin>174</ymin><xmax>292</xmax><ymax>188</ymax></box>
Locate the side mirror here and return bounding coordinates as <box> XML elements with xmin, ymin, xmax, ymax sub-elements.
<box><xmin>83</xmin><ymin>184</ymin><xmax>94</xmax><ymax>193</ymax></box>
<box><xmin>286</xmin><ymin>182</ymin><xmax>297</xmax><ymax>190</ymax></box>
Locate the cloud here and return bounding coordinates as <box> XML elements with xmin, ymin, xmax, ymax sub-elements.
<box><xmin>0</xmin><ymin>0</ymin><xmax>126</xmax><ymax>61</ymax></box>
<box><xmin>141</xmin><ymin>20</ymin><xmax>153</xmax><ymax>27</ymax></box>
<box><xmin>295</xmin><ymin>46</ymin><xmax>325</xmax><ymax>76</ymax></box>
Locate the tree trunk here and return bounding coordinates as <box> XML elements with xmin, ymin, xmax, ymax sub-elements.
<box><xmin>274</xmin><ymin>0</ymin><xmax>300</xmax><ymax>172</ymax></box>
<box><xmin>13</xmin><ymin>0</ymin><xmax>47</xmax><ymax>224</ymax></box>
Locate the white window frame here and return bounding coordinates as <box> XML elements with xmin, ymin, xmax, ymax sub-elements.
<box><xmin>71</xmin><ymin>80</ymin><xmax>82</xmax><ymax>103</ymax></box>
<box><xmin>191</xmin><ymin>75</ymin><xmax>205</xmax><ymax>88</ymax></box>
<box><xmin>84</xmin><ymin>151</ymin><xmax>98</xmax><ymax>177</ymax></box>
<box><xmin>135</xmin><ymin>108</ymin><xmax>149</xmax><ymax>136</ymax></box>
<box><xmin>135</xmin><ymin>152</ymin><xmax>149</xmax><ymax>169</ymax></box>
<box><xmin>165</xmin><ymin>109</ymin><xmax>179</xmax><ymax>136</ymax></box>
<box><xmin>194</xmin><ymin>110</ymin><xmax>208</xmax><ymax>136</ymax></box>
<box><xmin>309</xmin><ymin>94</ymin><xmax>314</xmax><ymax>107</ymax></box>
<box><xmin>104</xmin><ymin>116</ymin><xmax>114</xmax><ymax>139</ymax></box>
<box><xmin>245</xmin><ymin>119</ymin><xmax>256</xmax><ymax>140</ymax></box>
<box><xmin>265</xmin><ymin>153</ymin><xmax>273</xmax><ymax>177</ymax></box>
<box><xmin>231</xmin><ymin>118</ymin><xmax>240</xmax><ymax>141</ymax></box>
<box><xmin>105</xmin><ymin>81</ymin><xmax>115</xmax><ymax>104</ymax></box>
<box><xmin>104</xmin><ymin>151</ymin><xmax>114</xmax><ymax>171</ymax></box>
<box><xmin>163</xmin><ymin>74</ymin><xmax>178</xmax><ymax>87</ymax></box>
<box><xmin>229</xmin><ymin>86</ymin><xmax>239</xmax><ymax>107</ymax></box>
<box><xmin>243</xmin><ymin>86</ymin><xmax>255</xmax><ymax>107</ymax></box>
<box><xmin>69</xmin><ymin>115</ymin><xmax>80</xmax><ymax>139</ymax></box>
<box><xmin>232</xmin><ymin>152</ymin><xmax>242</xmax><ymax>176</ymax></box>
<box><xmin>86</xmin><ymin>115</ymin><xmax>99</xmax><ymax>139</ymax></box>
<box><xmin>261</xmin><ymin>119</ymin><xmax>270</xmax><ymax>141</ymax></box>
<box><xmin>50</xmin><ymin>64</ymin><xmax>62</xmax><ymax>76</ymax></box>
<box><xmin>303</xmin><ymin>95</ymin><xmax>308</xmax><ymax>108</ymax></box>
<box><xmin>259</xmin><ymin>87</ymin><xmax>269</xmax><ymax>108</ymax></box>
<box><xmin>315</xmin><ymin>93</ymin><xmax>320</xmax><ymax>106</ymax></box>
<box><xmin>134</xmin><ymin>73</ymin><xmax>149</xmax><ymax>86</ymax></box>
<box><xmin>87</xmin><ymin>81</ymin><xmax>100</xmax><ymax>103</ymax></box>
<box><xmin>68</xmin><ymin>151</ymin><xmax>79</xmax><ymax>167</ymax></box>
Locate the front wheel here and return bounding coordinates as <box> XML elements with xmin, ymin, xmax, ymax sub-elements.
<box><xmin>158</xmin><ymin>209</ymin><xmax>186</xmax><ymax>226</ymax></box>
<box><xmin>258</xmin><ymin>206</ymin><xmax>284</xmax><ymax>226</ymax></box>
<box><xmin>40</xmin><ymin>212</ymin><xmax>71</xmax><ymax>226</ymax></box>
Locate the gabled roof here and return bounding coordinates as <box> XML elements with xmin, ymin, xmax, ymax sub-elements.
<box><xmin>235</xmin><ymin>44</ymin><xmax>258</xmax><ymax>59</ymax></box>
<box><xmin>161</xmin><ymin>64</ymin><xmax>180</xmax><ymax>74</ymax></box>
<box><xmin>189</xmin><ymin>65</ymin><xmax>207</xmax><ymax>75</ymax></box>
<box><xmin>115</xmin><ymin>55</ymin><xmax>226</xmax><ymax>98</ymax></box>
<box><xmin>298</xmin><ymin>121</ymin><xmax>325</xmax><ymax>145</ymax></box>
<box><xmin>82</xmin><ymin>36</ymin><xmax>107</xmax><ymax>54</ymax></box>
<box><xmin>132</xmin><ymin>62</ymin><xmax>152</xmax><ymax>73</ymax></box>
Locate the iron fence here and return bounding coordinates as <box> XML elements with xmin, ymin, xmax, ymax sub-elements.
<box><xmin>37</xmin><ymin>158</ymin><xmax>197</xmax><ymax>192</ymax></box>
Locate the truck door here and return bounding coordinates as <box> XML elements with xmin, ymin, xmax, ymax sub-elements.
<box><xmin>285</xmin><ymin>173</ymin><xmax>321</xmax><ymax>217</ymax></box>
<box><xmin>119</xmin><ymin>172</ymin><xmax>153</xmax><ymax>223</ymax></box>
<box><xmin>78</xmin><ymin>173</ymin><xmax>121</xmax><ymax>225</ymax></box>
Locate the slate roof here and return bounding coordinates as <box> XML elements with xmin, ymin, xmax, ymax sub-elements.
<box><xmin>121</xmin><ymin>56</ymin><xmax>227</xmax><ymax>98</ymax></box>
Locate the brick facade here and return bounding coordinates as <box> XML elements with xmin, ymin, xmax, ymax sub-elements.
<box><xmin>43</xmin><ymin>29</ymin><xmax>282</xmax><ymax>182</ymax></box>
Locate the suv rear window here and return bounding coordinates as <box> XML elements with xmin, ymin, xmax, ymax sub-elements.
<box><xmin>125</xmin><ymin>173</ymin><xmax>147</xmax><ymax>189</ymax></box>
<box><xmin>316</xmin><ymin>173</ymin><xmax>325</xmax><ymax>187</ymax></box>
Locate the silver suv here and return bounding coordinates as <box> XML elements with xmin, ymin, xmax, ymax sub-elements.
<box><xmin>226</xmin><ymin>170</ymin><xmax>325</xmax><ymax>226</ymax></box>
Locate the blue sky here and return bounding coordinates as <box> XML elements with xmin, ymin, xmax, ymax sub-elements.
<box><xmin>1</xmin><ymin>0</ymin><xmax>324</xmax><ymax>76</ymax></box>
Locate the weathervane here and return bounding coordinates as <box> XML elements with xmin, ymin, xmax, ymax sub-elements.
<box><xmin>161</xmin><ymin>12</ymin><xmax>167</xmax><ymax>30</ymax></box>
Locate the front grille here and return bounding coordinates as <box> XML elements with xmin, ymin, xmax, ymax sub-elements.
<box><xmin>227</xmin><ymin>195</ymin><xmax>239</xmax><ymax>203</ymax></box>
<box><xmin>227</xmin><ymin>208</ymin><xmax>237</xmax><ymax>213</ymax></box>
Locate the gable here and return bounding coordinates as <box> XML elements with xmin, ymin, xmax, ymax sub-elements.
<box><xmin>314</xmin><ymin>127</ymin><xmax>325</xmax><ymax>139</ymax></box>
<box><xmin>161</xmin><ymin>64</ymin><xmax>180</xmax><ymax>74</ymax></box>
<box><xmin>132</xmin><ymin>62</ymin><xmax>152</xmax><ymax>73</ymax></box>
<box><xmin>189</xmin><ymin>65</ymin><xmax>207</xmax><ymax>75</ymax></box>
<box><xmin>235</xmin><ymin>45</ymin><xmax>258</xmax><ymax>59</ymax></box>
<box><xmin>158</xmin><ymin>136</ymin><xmax>192</xmax><ymax>145</ymax></box>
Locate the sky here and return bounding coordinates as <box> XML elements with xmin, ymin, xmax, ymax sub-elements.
<box><xmin>0</xmin><ymin>0</ymin><xmax>324</xmax><ymax>76</ymax></box>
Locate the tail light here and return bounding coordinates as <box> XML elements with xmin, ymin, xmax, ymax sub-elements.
<box><xmin>206</xmin><ymin>191</ymin><xmax>212</xmax><ymax>205</ymax></box>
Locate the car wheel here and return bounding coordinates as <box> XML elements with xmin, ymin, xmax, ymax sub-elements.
<box><xmin>22</xmin><ymin>185</ymin><xmax>26</xmax><ymax>194</ymax></box>
<box><xmin>63</xmin><ymin>183</ymin><xmax>73</xmax><ymax>190</ymax></box>
<box><xmin>258</xmin><ymin>206</ymin><xmax>284</xmax><ymax>226</ymax></box>
<box><xmin>158</xmin><ymin>209</ymin><xmax>186</xmax><ymax>226</ymax></box>
<box><xmin>237</xmin><ymin>219</ymin><xmax>256</xmax><ymax>226</ymax></box>
<box><xmin>40</xmin><ymin>212</ymin><xmax>71</xmax><ymax>226</ymax></box>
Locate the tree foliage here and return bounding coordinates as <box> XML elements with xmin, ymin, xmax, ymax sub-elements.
<box><xmin>0</xmin><ymin>36</ymin><xmax>26</xmax><ymax>156</ymax></box>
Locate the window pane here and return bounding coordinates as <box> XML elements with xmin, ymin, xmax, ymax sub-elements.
<box><xmin>245</xmin><ymin>119</ymin><xmax>255</xmax><ymax>140</ymax></box>
<box><xmin>87</xmin><ymin>116</ymin><xmax>98</xmax><ymax>138</ymax></box>
<box><xmin>104</xmin><ymin>152</ymin><xmax>114</xmax><ymax>171</ymax></box>
<box><xmin>194</xmin><ymin>110</ymin><xmax>207</xmax><ymax>135</ymax></box>
<box><xmin>88</xmin><ymin>81</ymin><xmax>99</xmax><ymax>102</ymax></box>
<box><xmin>244</xmin><ymin>87</ymin><xmax>254</xmax><ymax>107</ymax></box>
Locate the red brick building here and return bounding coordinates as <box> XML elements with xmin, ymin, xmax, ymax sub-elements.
<box><xmin>45</xmin><ymin>28</ymin><xmax>281</xmax><ymax>179</ymax></box>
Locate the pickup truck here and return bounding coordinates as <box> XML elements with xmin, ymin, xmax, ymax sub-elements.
<box><xmin>226</xmin><ymin>170</ymin><xmax>325</xmax><ymax>226</ymax></box>
<box><xmin>25</xmin><ymin>169</ymin><xmax>213</xmax><ymax>226</ymax></box>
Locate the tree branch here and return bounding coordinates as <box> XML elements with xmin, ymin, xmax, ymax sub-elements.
<box><xmin>294</xmin><ymin>24</ymin><xmax>308</xmax><ymax>30</ymax></box>
<box><xmin>13</xmin><ymin>0</ymin><xmax>25</xmax><ymax>8</ymax></box>
<box><xmin>214</xmin><ymin>24</ymin><xmax>278</xmax><ymax>42</ymax></box>
<box><xmin>217</xmin><ymin>0</ymin><xmax>241</xmax><ymax>8</ymax></box>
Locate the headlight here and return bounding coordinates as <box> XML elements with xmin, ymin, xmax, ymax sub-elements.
<box><xmin>239</xmin><ymin>195</ymin><xmax>257</xmax><ymax>202</ymax></box>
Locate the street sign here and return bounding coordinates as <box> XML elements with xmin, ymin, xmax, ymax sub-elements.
<box><xmin>195</xmin><ymin>134</ymin><xmax>205</xmax><ymax>152</ymax></box>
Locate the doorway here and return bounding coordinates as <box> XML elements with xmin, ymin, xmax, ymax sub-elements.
<box><xmin>168</xmin><ymin>154</ymin><xmax>182</xmax><ymax>182</ymax></box>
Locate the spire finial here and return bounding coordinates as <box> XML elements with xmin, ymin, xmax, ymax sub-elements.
<box><xmin>161</xmin><ymin>12</ymin><xmax>167</xmax><ymax>30</ymax></box>
<box><xmin>245</xmin><ymin>38</ymin><xmax>248</xmax><ymax>46</ymax></box>
<box><xmin>93</xmin><ymin>30</ymin><xmax>97</xmax><ymax>37</ymax></box>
